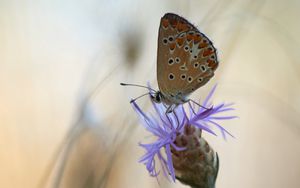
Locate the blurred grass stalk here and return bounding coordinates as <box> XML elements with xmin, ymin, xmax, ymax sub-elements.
<box><xmin>39</xmin><ymin>17</ymin><xmax>145</xmax><ymax>188</ymax></box>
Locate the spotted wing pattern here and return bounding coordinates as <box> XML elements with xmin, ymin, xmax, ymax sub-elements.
<box><xmin>157</xmin><ymin>13</ymin><xmax>218</xmax><ymax>104</ymax></box>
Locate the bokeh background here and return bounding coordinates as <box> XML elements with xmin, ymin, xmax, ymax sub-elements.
<box><xmin>1</xmin><ymin>0</ymin><xmax>300</xmax><ymax>187</ymax></box>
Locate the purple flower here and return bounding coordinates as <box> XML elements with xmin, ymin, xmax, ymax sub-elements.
<box><xmin>131</xmin><ymin>85</ymin><xmax>236</xmax><ymax>181</ymax></box>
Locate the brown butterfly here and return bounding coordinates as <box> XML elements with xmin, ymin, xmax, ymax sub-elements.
<box><xmin>122</xmin><ymin>13</ymin><xmax>218</xmax><ymax>113</ymax></box>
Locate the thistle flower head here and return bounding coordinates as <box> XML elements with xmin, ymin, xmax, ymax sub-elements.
<box><xmin>131</xmin><ymin>85</ymin><xmax>236</xmax><ymax>183</ymax></box>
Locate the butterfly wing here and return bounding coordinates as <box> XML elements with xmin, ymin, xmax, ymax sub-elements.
<box><xmin>157</xmin><ymin>13</ymin><xmax>218</xmax><ymax>102</ymax></box>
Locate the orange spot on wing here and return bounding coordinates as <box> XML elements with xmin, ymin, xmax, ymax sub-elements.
<box><xmin>198</xmin><ymin>42</ymin><xmax>208</xmax><ymax>48</ymax></box>
<box><xmin>207</xmin><ymin>47</ymin><xmax>215</xmax><ymax>52</ymax></box>
<box><xmin>203</xmin><ymin>49</ymin><xmax>214</xmax><ymax>57</ymax></box>
<box><xmin>193</xmin><ymin>34</ymin><xmax>202</xmax><ymax>44</ymax></box>
<box><xmin>169</xmin><ymin>19</ymin><xmax>178</xmax><ymax>28</ymax></box>
<box><xmin>207</xmin><ymin>59</ymin><xmax>214</xmax><ymax>66</ymax></box>
<box><xmin>169</xmin><ymin>43</ymin><xmax>176</xmax><ymax>50</ymax></box>
<box><xmin>161</xmin><ymin>19</ymin><xmax>169</xmax><ymax>28</ymax></box>
<box><xmin>186</xmin><ymin>34</ymin><xmax>193</xmax><ymax>41</ymax></box>
<box><xmin>207</xmin><ymin>59</ymin><xmax>218</xmax><ymax>70</ymax></box>
<box><xmin>176</xmin><ymin>38</ymin><xmax>184</xmax><ymax>46</ymax></box>
<box><xmin>176</xmin><ymin>22</ymin><xmax>189</xmax><ymax>32</ymax></box>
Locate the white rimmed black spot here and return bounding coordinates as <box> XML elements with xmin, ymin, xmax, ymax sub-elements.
<box><xmin>180</xmin><ymin>74</ymin><xmax>186</xmax><ymax>80</ymax></box>
<box><xmin>163</xmin><ymin>38</ymin><xmax>168</xmax><ymax>45</ymax></box>
<box><xmin>168</xmin><ymin>73</ymin><xmax>175</xmax><ymax>80</ymax></box>
<box><xmin>194</xmin><ymin>62</ymin><xmax>199</xmax><ymax>68</ymax></box>
<box><xmin>168</xmin><ymin>36</ymin><xmax>174</xmax><ymax>42</ymax></box>
<box><xmin>198</xmin><ymin>77</ymin><xmax>203</xmax><ymax>83</ymax></box>
<box><xmin>184</xmin><ymin>45</ymin><xmax>189</xmax><ymax>52</ymax></box>
<box><xmin>175</xmin><ymin>57</ymin><xmax>180</xmax><ymax>63</ymax></box>
<box><xmin>168</xmin><ymin>58</ymin><xmax>174</xmax><ymax>65</ymax></box>
<box><xmin>187</xmin><ymin>76</ymin><xmax>193</xmax><ymax>83</ymax></box>
<box><xmin>200</xmin><ymin>65</ymin><xmax>206</xmax><ymax>72</ymax></box>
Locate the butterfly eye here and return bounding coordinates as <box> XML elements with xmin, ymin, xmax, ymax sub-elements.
<box><xmin>184</xmin><ymin>45</ymin><xmax>189</xmax><ymax>52</ymax></box>
<box><xmin>155</xmin><ymin>94</ymin><xmax>161</xmax><ymax>102</ymax></box>
<box><xmin>187</xmin><ymin>76</ymin><xmax>193</xmax><ymax>83</ymax></box>
<box><xmin>168</xmin><ymin>58</ymin><xmax>174</xmax><ymax>65</ymax></box>
<box><xmin>180</xmin><ymin>74</ymin><xmax>186</xmax><ymax>80</ymax></box>
<box><xmin>175</xmin><ymin>57</ymin><xmax>180</xmax><ymax>63</ymax></box>
<box><xmin>200</xmin><ymin>65</ymin><xmax>207</xmax><ymax>72</ymax></box>
<box><xmin>168</xmin><ymin>73</ymin><xmax>175</xmax><ymax>80</ymax></box>
<box><xmin>163</xmin><ymin>38</ymin><xmax>168</xmax><ymax>45</ymax></box>
<box><xmin>193</xmin><ymin>55</ymin><xmax>198</xmax><ymax>59</ymax></box>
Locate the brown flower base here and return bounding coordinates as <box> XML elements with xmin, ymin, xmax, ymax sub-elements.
<box><xmin>171</xmin><ymin>125</ymin><xmax>219</xmax><ymax>188</ymax></box>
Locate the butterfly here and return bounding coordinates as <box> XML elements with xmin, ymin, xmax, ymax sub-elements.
<box><xmin>122</xmin><ymin>13</ymin><xmax>218</xmax><ymax>113</ymax></box>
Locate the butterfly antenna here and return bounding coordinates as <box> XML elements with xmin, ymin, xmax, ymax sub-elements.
<box><xmin>189</xmin><ymin>99</ymin><xmax>212</xmax><ymax>110</ymax></box>
<box><xmin>120</xmin><ymin>83</ymin><xmax>157</xmax><ymax>93</ymax></box>
<box><xmin>130</xmin><ymin>92</ymin><xmax>151</xmax><ymax>103</ymax></box>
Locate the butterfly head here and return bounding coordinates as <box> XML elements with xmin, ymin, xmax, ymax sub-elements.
<box><xmin>121</xmin><ymin>83</ymin><xmax>165</xmax><ymax>104</ymax></box>
<box><xmin>150</xmin><ymin>91</ymin><xmax>163</xmax><ymax>103</ymax></box>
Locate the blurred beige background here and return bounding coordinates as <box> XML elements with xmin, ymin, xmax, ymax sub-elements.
<box><xmin>0</xmin><ymin>0</ymin><xmax>300</xmax><ymax>188</ymax></box>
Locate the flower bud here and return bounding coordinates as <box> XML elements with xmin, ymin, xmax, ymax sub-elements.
<box><xmin>172</xmin><ymin>125</ymin><xmax>219</xmax><ymax>188</ymax></box>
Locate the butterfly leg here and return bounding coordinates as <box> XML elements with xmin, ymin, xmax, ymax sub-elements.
<box><xmin>164</xmin><ymin>104</ymin><xmax>180</xmax><ymax>127</ymax></box>
<box><xmin>166</xmin><ymin>104</ymin><xmax>178</xmax><ymax>113</ymax></box>
<box><xmin>188</xmin><ymin>99</ymin><xmax>212</xmax><ymax>110</ymax></box>
<box><xmin>172</xmin><ymin>109</ymin><xmax>180</xmax><ymax>128</ymax></box>
<box><xmin>187</xmin><ymin>100</ymin><xmax>197</xmax><ymax>116</ymax></box>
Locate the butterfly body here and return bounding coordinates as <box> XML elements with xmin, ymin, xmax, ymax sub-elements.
<box><xmin>154</xmin><ymin>13</ymin><xmax>219</xmax><ymax>111</ymax></box>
